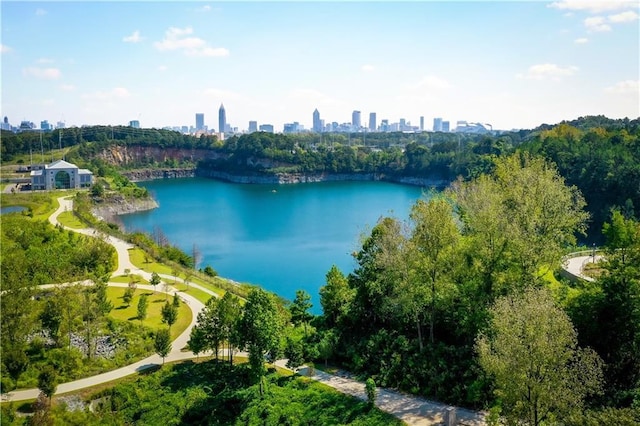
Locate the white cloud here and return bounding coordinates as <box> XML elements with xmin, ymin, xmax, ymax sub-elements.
<box><xmin>549</xmin><ymin>1</ymin><xmax>638</xmax><ymax>13</ymax></box>
<box><xmin>585</xmin><ymin>16</ymin><xmax>612</xmax><ymax>32</ymax></box>
<box><xmin>574</xmin><ymin>37</ymin><xmax>589</xmax><ymax>43</ymax></box>
<box><xmin>361</xmin><ymin>64</ymin><xmax>375</xmax><ymax>72</ymax></box>
<box><xmin>37</xmin><ymin>58</ymin><xmax>54</xmax><ymax>64</ymax></box>
<box><xmin>123</xmin><ymin>30</ymin><xmax>143</xmax><ymax>43</ymax></box>
<box><xmin>23</xmin><ymin>67</ymin><xmax>62</xmax><ymax>80</ymax></box>
<box><xmin>198</xmin><ymin>5</ymin><xmax>211</xmax><ymax>12</ymax></box>
<box><xmin>1</xmin><ymin>44</ymin><xmax>12</xmax><ymax>54</ymax></box>
<box><xmin>35</xmin><ymin>8</ymin><xmax>47</xmax><ymax>16</ymax></box>
<box><xmin>59</xmin><ymin>84</ymin><xmax>76</xmax><ymax>91</ymax></box>
<box><xmin>158</xmin><ymin>65</ymin><xmax>168</xmax><ymax>71</ymax></box>
<box><xmin>608</xmin><ymin>10</ymin><xmax>639</xmax><ymax>23</ymax></box>
<box><xmin>517</xmin><ymin>63</ymin><xmax>578</xmax><ymax>80</ymax></box>
<box><xmin>604</xmin><ymin>80</ymin><xmax>639</xmax><ymax>94</ymax></box>
<box><xmin>82</xmin><ymin>87</ymin><xmax>130</xmax><ymax>100</ymax></box>
<box><xmin>154</xmin><ymin>26</ymin><xmax>228</xmax><ymax>57</ymax></box>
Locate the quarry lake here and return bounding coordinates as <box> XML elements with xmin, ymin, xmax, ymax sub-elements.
<box><xmin>119</xmin><ymin>177</ymin><xmax>428</xmax><ymax>310</ymax></box>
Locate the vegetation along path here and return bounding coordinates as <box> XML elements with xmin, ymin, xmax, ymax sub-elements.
<box><xmin>3</xmin><ymin>196</ymin><xmax>487</xmax><ymax>425</ymax></box>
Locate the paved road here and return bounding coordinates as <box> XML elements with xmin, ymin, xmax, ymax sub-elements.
<box><xmin>4</xmin><ymin>196</ymin><xmax>488</xmax><ymax>425</ymax></box>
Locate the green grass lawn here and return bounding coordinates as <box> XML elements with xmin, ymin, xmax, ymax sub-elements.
<box><xmin>173</xmin><ymin>282</ymin><xmax>217</xmax><ymax>304</ymax></box>
<box><xmin>110</xmin><ymin>274</ymin><xmax>149</xmax><ymax>285</ymax></box>
<box><xmin>57</xmin><ymin>210</ymin><xmax>86</xmax><ymax>229</ymax></box>
<box><xmin>128</xmin><ymin>247</ymin><xmax>229</xmax><ymax>297</ymax></box>
<box><xmin>128</xmin><ymin>248</ymin><xmax>173</xmax><ymax>274</ymax></box>
<box><xmin>107</xmin><ymin>287</ymin><xmax>192</xmax><ymax>341</ymax></box>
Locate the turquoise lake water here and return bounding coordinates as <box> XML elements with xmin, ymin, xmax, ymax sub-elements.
<box><xmin>119</xmin><ymin>177</ymin><xmax>427</xmax><ymax>310</ymax></box>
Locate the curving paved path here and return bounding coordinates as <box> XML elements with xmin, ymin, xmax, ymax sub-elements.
<box><xmin>562</xmin><ymin>254</ymin><xmax>603</xmax><ymax>282</ymax></box>
<box><xmin>4</xmin><ymin>196</ymin><xmax>488</xmax><ymax>425</ymax></box>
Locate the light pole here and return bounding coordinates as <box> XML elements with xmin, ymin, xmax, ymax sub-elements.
<box><xmin>592</xmin><ymin>243</ymin><xmax>596</xmax><ymax>263</ymax></box>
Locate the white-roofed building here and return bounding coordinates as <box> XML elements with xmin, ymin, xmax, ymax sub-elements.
<box><xmin>30</xmin><ymin>159</ymin><xmax>93</xmax><ymax>190</ymax></box>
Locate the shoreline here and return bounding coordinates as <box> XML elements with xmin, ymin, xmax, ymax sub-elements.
<box><xmin>122</xmin><ymin>167</ymin><xmax>451</xmax><ymax>189</ymax></box>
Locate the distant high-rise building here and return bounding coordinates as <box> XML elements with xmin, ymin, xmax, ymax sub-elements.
<box><xmin>129</xmin><ymin>120</ymin><xmax>140</xmax><ymax>128</ymax></box>
<box><xmin>433</xmin><ymin>117</ymin><xmax>443</xmax><ymax>132</ymax></box>
<box><xmin>442</xmin><ymin>121</ymin><xmax>450</xmax><ymax>132</ymax></box>
<box><xmin>312</xmin><ymin>109</ymin><xmax>322</xmax><ymax>132</ymax></box>
<box><xmin>369</xmin><ymin>112</ymin><xmax>376</xmax><ymax>132</ymax></box>
<box><xmin>420</xmin><ymin>116</ymin><xmax>424</xmax><ymax>131</ymax></box>
<box><xmin>352</xmin><ymin>110</ymin><xmax>361</xmax><ymax>129</ymax></box>
<box><xmin>56</xmin><ymin>121</ymin><xmax>65</xmax><ymax>129</ymax></box>
<box><xmin>218</xmin><ymin>104</ymin><xmax>226</xmax><ymax>134</ymax></box>
<box><xmin>399</xmin><ymin>118</ymin><xmax>406</xmax><ymax>131</ymax></box>
<box><xmin>3</xmin><ymin>116</ymin><xmax>8</xmax><ymax>124</ymax></box>
<box><xmin>259</xmin><ymin>124</ymin><xmax>274</xmax><ymax>133</ymax></box>
<box><xmin>40</xmin><ymin>120</ymin><xmax>53</xmax><ymax>131</ymax></box>
<box><xmin>248</xmin><ymin>121</ymin><xmax>258</xmax><ymax>133</ymax></box>
<box><xmin>195</xmin><ymin>113</ymin><xmax>204</xmax><ymax>131</ymax></box>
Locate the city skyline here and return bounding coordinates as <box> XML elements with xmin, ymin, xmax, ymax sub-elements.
<box><xmin>1</xmin><ymin>1</ymin><xmax>638</xmax><ymax>132</ymax></box>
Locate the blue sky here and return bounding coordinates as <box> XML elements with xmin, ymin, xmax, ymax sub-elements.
<box><xmin>2</xmin><ymin>1</ymin><xmax>638</xmax><ymax>132</ymax></box>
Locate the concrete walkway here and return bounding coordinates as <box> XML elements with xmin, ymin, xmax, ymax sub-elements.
<box><xmin>4</xmin><ymin>196</ymin><xmax>488</xmax><ymax>425</ymax></box>
<box><xmin>562</xmin><ymin>254</ymin><xmax>603</xmax><ymax>282</ymax></box>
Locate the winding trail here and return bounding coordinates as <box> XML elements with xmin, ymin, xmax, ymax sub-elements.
<box><xmin>3</xmin><ymin>195</ymin><xmax>488</xmax><ymax>425</ymax></box>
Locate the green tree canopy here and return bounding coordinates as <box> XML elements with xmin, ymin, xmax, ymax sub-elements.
<box><xmin>477</xmin><ymin>287</ymin><xmax>603</xmax><ymax>425</ymax></box>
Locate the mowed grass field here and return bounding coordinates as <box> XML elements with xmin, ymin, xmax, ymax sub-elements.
<box><xmin>106</xmin><ymin>287</ymin><xmax>192</xmax><ymax>341</ymax></box>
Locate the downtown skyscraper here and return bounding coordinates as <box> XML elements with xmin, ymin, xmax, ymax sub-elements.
<box><xmin>218</xmin><ymin>104</ymin><xmax>226</xmax><ymax>134</ymax></box>
<box><xmin>313</xmin><ymin>109</ymin><xmax>322</xmax><ymax>133</ymax></box>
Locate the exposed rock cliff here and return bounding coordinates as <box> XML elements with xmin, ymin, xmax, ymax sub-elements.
<box><xmin>123</xmin><ymin>168</ymin><xmax>195</xmax><ymax>182</ymax></box>
<box><xmin>92</xmin><ymin>194</ymin><xmax>159</xmax><ymax>221</ymax></box>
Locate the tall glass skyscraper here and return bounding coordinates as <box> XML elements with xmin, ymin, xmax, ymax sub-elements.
<box><xmin>218</xmin><ymin>104</ymin><xmax>226</xmax><ymax>134</ymax></box>
<box><xmin>313</xmin><ymin>108</ymin><xmax>322</xmax><ymax>132</ymax></box>
<box><xmin>195</xmin><ymin>113</ymin><xmax>204</xmax><ymax>131</ymax></box>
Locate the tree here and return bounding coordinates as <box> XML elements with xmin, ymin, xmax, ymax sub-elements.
<box><xmin>452</xmin><ymin>153</ymin><xmax>589</xmax><ymax>292</ymax></box>
<box><xmin>150</xmin><ymin>272</ymin><xmax>161</xmax><ymax>293</ymax></box>
<box><xmin>40</xmin><ymin>298</ymin><xmax>63</xmax><ymax>345</ymax></box>
<box><xmin>137</xmin><ymin>294</ymin><xmax>148</xmax><ymax>323</ymax></box>
<box><xmin>197</xmin><ymin>297</ymin><xmax>223</xmax><ymax>360</ymax></box>
<box><xmin>37</xmin><ymin>365</ymin><xmax>58</xmax><ymax>403</ymax></box>
<box><xmin>238</xmin><ymin>288</ymin><xmax>283</xmax><ymax>392</ymax></box>
<box><xmin>284</xmin><ymin>337</ymin><xmax>305</xmax><ymax>370</ymax></box>
<box><xmin>319</xmin><ymin>265</ymin><xmax>352</xmax><ymax>328</ymax></box>
<box><xmin>155</xmin><ymin>328</ymin><xmax>172</xmax><ymax>364</ymax></box>
<box><xmin>476</xmin><ymin>287</ymin><xmax>603</xmax><ymax>426</ymax></box>
<box><xmin>410</xmin><ymin>197</ymin><xmax>460</xmax><ymax>346</ymax></box>
<box><xmin>203</xmin><ymin>265</ymin><xmax>217</xmax><ymax>278</ymax></box>
<box><xmin>94</xmin><ymin>279</ymin><xmax>113</xmax><ymax>316</ymax></box>
<box><xmin>187</xmin><ymin>325</ymin><xmax>207</xmax><ymax>360</ymax></box>
<box><xmin>365</xmin><ymin>378</ymin><xmax>377</xmax><ymax>406</ymax></box>
<box><xmin>289</xmin><ymin>289</ymin><xmax>313</xmax><ymax>337</ymax></box>
<box><xmin>217</xmin><ymin>292</ymin><xmax>242</xmax><ymax>364</ymax></box>
<box><xmin>172</xmin><ymin>292</ymin><xmax>180</xmax><ymax>309</ymax></box>
<box><xmin>123</xmin><ymin>287</ymin><xmax>134</xmax><ymax>307</ymax></box>
<box><xmin>161</xmin><ymin>300</ymin><xmax>178</xmax><ymax>330</ymax></box>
